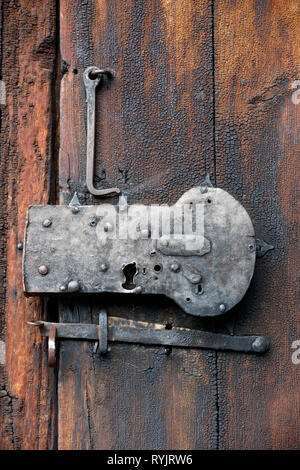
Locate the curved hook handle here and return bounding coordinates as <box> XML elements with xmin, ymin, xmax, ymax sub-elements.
<box><xmin>83</xmin><ymin>66</ymin><xmax>120</xmax><ymax>197</ymax></box>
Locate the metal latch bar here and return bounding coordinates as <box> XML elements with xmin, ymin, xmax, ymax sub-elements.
<box><xmin>28</xmin><ymin>311</ymin><xmax>269</xmax><ymax>366</ymax></box>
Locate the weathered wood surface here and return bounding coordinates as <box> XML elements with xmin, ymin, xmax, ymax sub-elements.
<box><xmin>214</xmin><ymin>0</ymin><xmax>300</xmax><ymax>449</ymax></box>
<box><xmin>58</xmin><ymin>0</ymin><xmax>217</xmax><ymax>450</ymax></box>
<box><xmin>58</xmin><ymin>0</ymin><xmax>300</xmax><ymax>449</ymax></box>
<box><xmin>0</xmin><ymin>0</ymin><xmax>57</xmax><ymax>449</ymax></box>
<box><xmin>1</xmin><ymin>0</ymin><xmax>299</xmax><ymax>450</ymax></box>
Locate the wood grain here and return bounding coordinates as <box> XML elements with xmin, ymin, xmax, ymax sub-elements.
<box><xmin>1</xmin><ymin>0</ymin><xmax>298</xmax><ymax>450</ymax></box>
<box><xmin>0</xmin><ymin>0</ymin><xmax>57</xmax><ymax>449</ymax></box>
<box><xmin>214</xmin><ymin>0</ymin><xmax>300</xmax><ymax>449</ymax></box>
<box><xmin>58</xmin><ymin>0</ymin><xmax>217</xmax><ymax>449</ymax></box>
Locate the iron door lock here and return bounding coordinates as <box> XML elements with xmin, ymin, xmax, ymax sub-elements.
<box><xmin>23</xmin><ymin>182</ymin><xmax>256</xmax><ymax>318</ymax></box>
<box><xmin>23</xmin><ymin>67</ymin><xmax>271</xmax><ymax>363</ymax></box>
<box><xmin>24</xmin><ymin>179</ymin><xmax>270</xmax><ymax>362</ymax></box>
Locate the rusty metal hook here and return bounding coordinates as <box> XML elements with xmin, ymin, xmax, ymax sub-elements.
<box><xmin>83</xmin><ymin>66</ymin><xmax>120</xmax><ymax>197</ymax></box>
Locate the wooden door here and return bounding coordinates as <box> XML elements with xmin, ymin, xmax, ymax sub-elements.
<box><xmin>0</xmin><ymin>0</ymin><xmax>299</xmax><ymax>450</ymax></box>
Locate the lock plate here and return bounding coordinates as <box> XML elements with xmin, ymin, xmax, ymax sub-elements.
<box><xmin>23</xmin><ymin>186</ymin><xmax>256</xmax><ymax>317</ymax></box>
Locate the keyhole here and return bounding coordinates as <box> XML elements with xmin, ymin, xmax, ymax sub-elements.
<box><xmin>195</xmin><ymin>283</ymin><xmax>203</xmax><ymax>295</ymax></box>
<box><xmin>122</xmin><ymin>262</ymin><xmax>137</xmax><ymax>290</ymax></box>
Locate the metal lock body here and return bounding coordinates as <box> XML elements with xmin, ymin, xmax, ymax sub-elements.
<box><xmin>23</xmin><ymin>185</ymin><xmax>255</xmax><ymax>317</ymax></box>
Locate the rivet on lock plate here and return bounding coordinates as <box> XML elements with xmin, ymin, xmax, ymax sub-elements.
<box><xmin>24</xmin><ymin>67</ymin><xmax>269</xmax><ymax>359</ymax></box>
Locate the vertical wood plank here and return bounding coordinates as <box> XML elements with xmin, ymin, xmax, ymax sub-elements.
<box><xmin>0</xmin><ymin>0</ymin><xmax>57</xmax><ymax>449</ymax></box>
<box><xmin>58</xmin><ymin>0</ymin><xmax>217</xmax><ymax>449</ymax></box>
<box><xmin>214</xmin><ymin>0</ymin><xmax>300</xmax><ymax>449</ymax></box>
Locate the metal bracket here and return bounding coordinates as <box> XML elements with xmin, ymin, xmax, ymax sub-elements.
<box><xmin>27</xmin><ymin>310</ymin><xmax>269</xmax><ymax>366</ymax></box>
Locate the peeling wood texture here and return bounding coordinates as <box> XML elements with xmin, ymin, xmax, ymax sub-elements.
<box><xmin>0</xmin><ymin>0</ymin><xmax>57</xmax><ymax>449</ymax></box>
<box><xmin>58</xmin><ymin>0</ymin><xmax>217</xmax><ymax>450</ymax></box>
<box><xmin>214</xmin><ymin>0</ymin><xmax>300</xmax><ymax>449</ymax></box>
